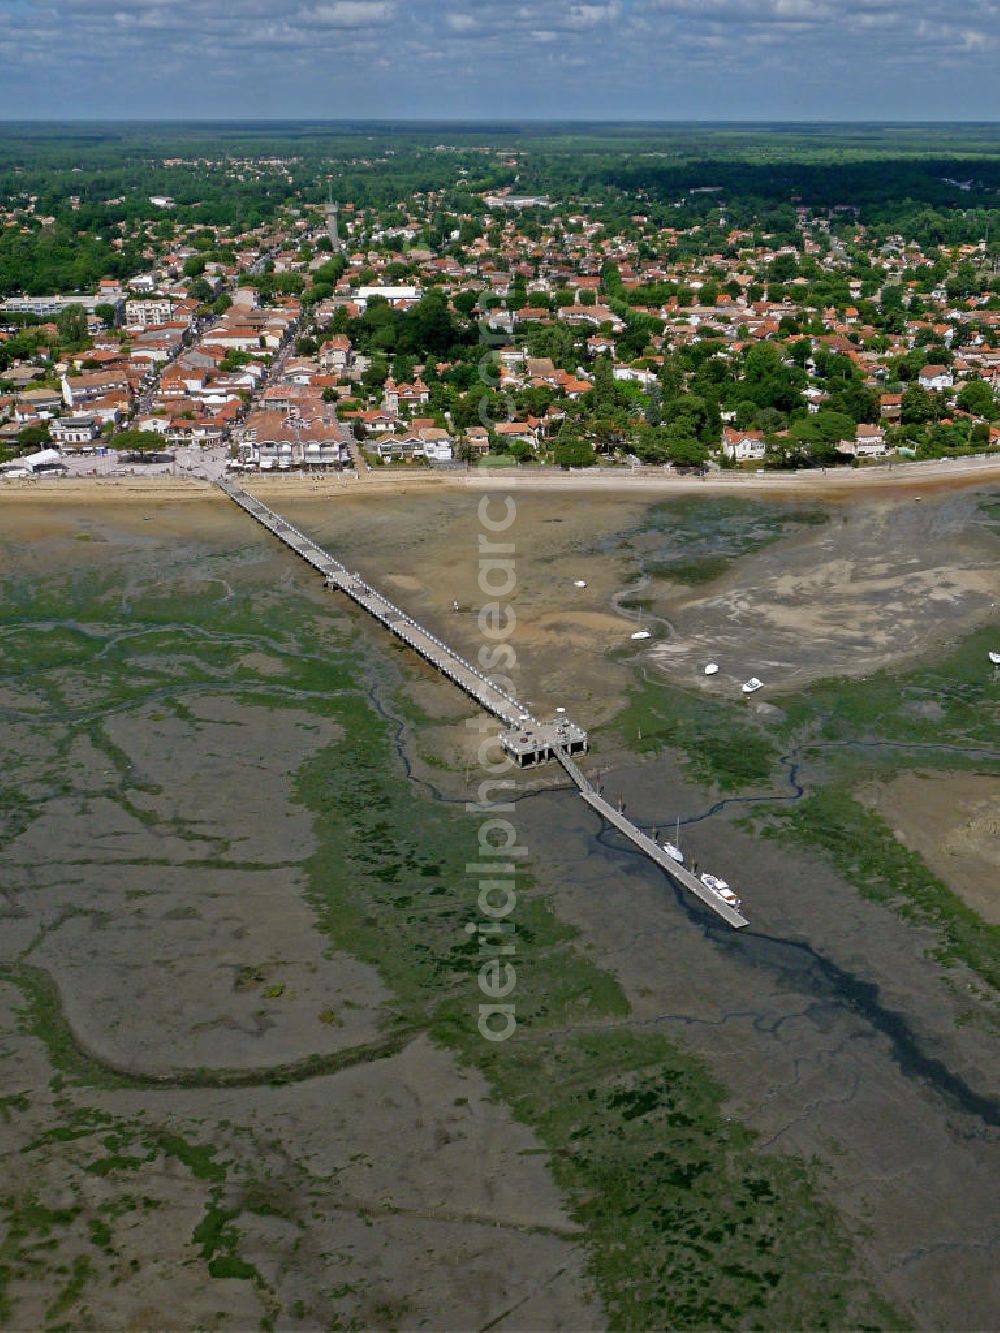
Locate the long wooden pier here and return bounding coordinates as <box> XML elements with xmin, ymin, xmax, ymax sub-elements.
<box><xmin>221</xmin><ymin>479</ymin><xmax>554</xmax><ymax>731</ymax></box>
<box><xmin>219</xmin><ymin>479</ymin><xmax>747</xmax><ymax>928</ymax></box>
<box><xmin>553</xmin><ymin>750</ymin><xmax>749</xmax><ymax>928</ymax></box>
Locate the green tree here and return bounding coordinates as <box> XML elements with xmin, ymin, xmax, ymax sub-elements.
<box><xmin>17</xmin><ymin>423</ymin><xmax>51</xmax><ymax>448</ymax></box>
<box><xmin>361</xmin><ymin>358</ymin><xmax>389</xmax><ymax>394</ymax></box>
<box><xmin>111</xmin><ymin>428</ymin><xmax>165</xmax><ymax>453</ymax></box>
<box><xmin>787</xmin><ymin>338</ymin><xmax>812</xmax><ymax>368</ymax></box>
<box><xmin>552</xmin><ymin>427</ymin><xmax>596</xmax><ymax>469</ymax></box>
<box><xmin>453</xmin><ymin>290</ymin><xmax>481</xmax><ymax>318</ymax></box>
<box><xmin>632</xmin><ymin>425</ymin><xmax>668</xmax><ymax>464</ymax></box>
<box><xmin>187</xmin><ymin>277</ymin><xmax>213</xmax><ymax>304</ymax></box>
<box><xmin>657</xmin><ymin>352</ymin><xmax>685</xmax><ymax>401</ymax></box>
<box><xmin>826</xmin><ymin>379</ymin><xmax>880</xmax><ymax>425</ymax></box>
<box><xmin>402</xmin><ymin>289</ymin><xmax>467</xmax><ymax>357</ymax></box>
<box><xmin>303</xmin><ymin>282</ymin><xmax>333</xmax><ymax>307</ymax></box>
<box><xmin>664</xmin><ymin>433</ymin><xmax>708</xmax><ymax>467</ymax></box>
<box><xmin>741</xmin><ymin>342</ymin><xmax>805</xmax><ymax>414</ymax></box>
<box><xmin>901</xmin><ymin>384</ymin><xmax>938</xmax><ymax>425</ymax></box>
<box><xmin>56</xmin><ymin>303</ymin><xmax>88</xmax><ymax>348</ymax></box>
<box><xmin>956</xmin><ymin>379</ymin><xmax>997</xmax><ymax>421</ymax></box>
<box><xmin>768</xmin><ymin>251</ymin><xmax>799</xmax><ymax>283</ymax></box>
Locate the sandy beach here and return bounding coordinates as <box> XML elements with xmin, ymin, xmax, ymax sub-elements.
<box><xmin>2</xmin><ymin>454</ymin><xmax>1000</xmax><ymax>504</ymax></box>
<box><xmin>0</xmin><ymin>474</ymin><xmax>218</xmax><ymax>503</ymax></box>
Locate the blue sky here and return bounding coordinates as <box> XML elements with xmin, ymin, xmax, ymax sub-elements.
<box><xmin>1</xmin><ymin>0</ymin><xmax>999</xmax><ymax>120</ymax></box>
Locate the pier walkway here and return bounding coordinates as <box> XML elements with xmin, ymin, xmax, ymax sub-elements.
<box><xmin>324</xmin><ymin>564</ymin><xmax>537</xmax><ymax>730</ymax></box>
<box><xmin>554</xmin><ymin>751</ymin><xmax>748</xmax><ymax>927</ymax></box>
<box><xmin>590</xmin><ymin>795</ymin><xmax>749</xmax><ymax>927</ymax></box>
<box><xmin>219</xmin><ymin>479</ymin><xmax>747</xmax><ymax>928</ymax></box>
<box><xmin>218</xmin><ymin>480</ymin><xmax>586</xmax><ymax>747</ymax></box>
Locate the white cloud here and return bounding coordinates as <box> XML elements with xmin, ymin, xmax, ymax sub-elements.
<box><xmin>303</xmin><ymin>0</ymin><xmax>395</xmax><ymax>25</ymax></box>
<box><xmin>566</xmin><ymin>2</ymin><xmax>622</xmax><ymax>25</ymax></box>
<box><xmin>640</xmin><ymin>0</ymin><xmax>834</xmax><ymax>23</ymax></box>
<box><xmin>2</xmin><ymin>0</ymin><xmax>1000</xmax><ymax>115</ymax></box>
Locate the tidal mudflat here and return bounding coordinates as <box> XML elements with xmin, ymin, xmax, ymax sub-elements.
<box><xmin>0</xmin><ymin>501</ymin><xmax>600</xmax><ymax>1331</ymax></box>
<box><xmin>1</xmin><ymin>485</ymin><xmax>998</xmax><ymax>1329</ymax></box>
<box><xmin>859</xmin><ymin>770</ymin><xmax>1000</xmax><ymax>924</ymax></box>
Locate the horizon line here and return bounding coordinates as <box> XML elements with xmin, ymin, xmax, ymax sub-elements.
<box><xmin>2</xmin><ymin>116</ymin><xmax>1000</xmax><ymax>128</ymax></box>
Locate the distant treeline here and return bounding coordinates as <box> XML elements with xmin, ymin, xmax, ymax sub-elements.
<box><xmin>2</xmin><ymin>123</ymin><xmax>1000</xmax><ymax>295</ymax></box>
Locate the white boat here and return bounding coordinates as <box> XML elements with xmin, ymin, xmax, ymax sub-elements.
<box><xmin>989</xmin><ymin>651</ymin><xmax>1000</xmax><ymax>666</ymax></box>
<box><xmin>741</xmin><ymin>677</ymin><xmax>764</xmax><ymax>694</ymax></box>
<box><xmin>704</xmin><ymin>663</ymin><xmax>719</xmax><ymax>676</ymax></box>
<box><xmin>700</xmin><ymin>872</ymin><xmax>741</xmax><ymax>910</ymax></box>
<box><xmin>574</xmin><ymin>580</ymin><xmax>587</xmax><ymax>588</ymax></box>
<box><xmin>631</xmin><ymin>630</ymin><xmax>652</xmax><ymax>641</ymax></box>
<box><xmin>660</xmin><ymin>841</ymin><xmax>684</xmax><ymax>864</ymax></box>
